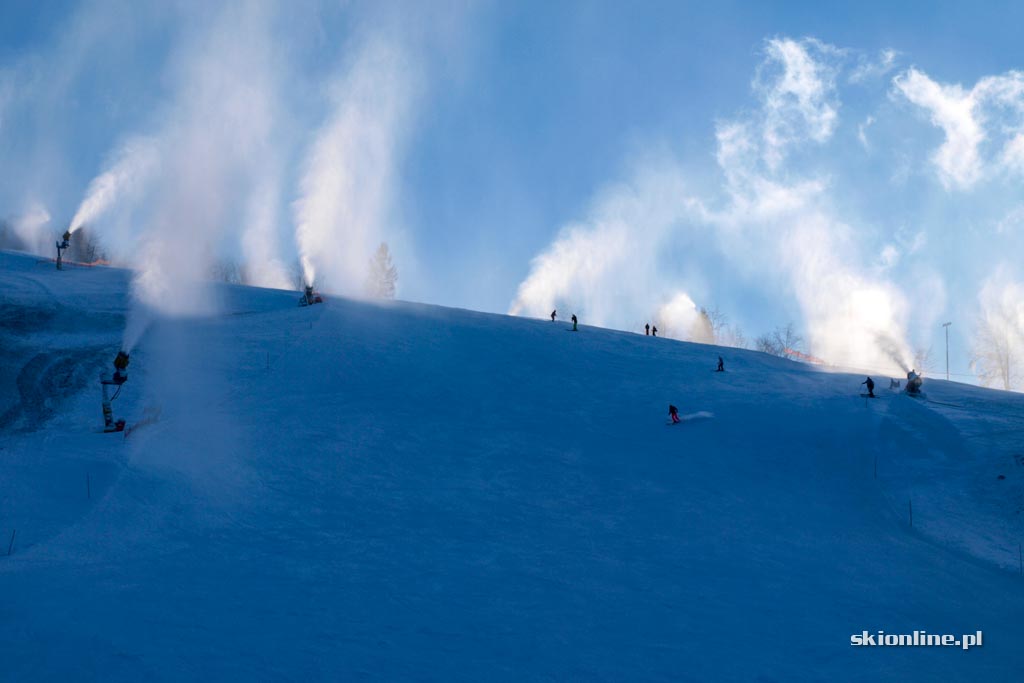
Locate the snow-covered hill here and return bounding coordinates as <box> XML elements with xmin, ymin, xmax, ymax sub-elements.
<box><xmin>2</xmin><ymin>249</ymin><xmax>1023</xmax><ymax>680</ymax></box>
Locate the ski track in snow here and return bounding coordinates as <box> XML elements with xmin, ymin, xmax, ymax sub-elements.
<box><xmin>1</xmin><ymin>249</ymin><xmax>1023</xmax><ymax>680</ymax></box>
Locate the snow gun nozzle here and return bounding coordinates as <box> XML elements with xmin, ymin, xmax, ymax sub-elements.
<box><xmin>112</xmin><ymin>350</ymin><xmax>130</xmax><ymax>384</ymax></box>
<box><xmin>299</xmin><ymin>284</ymin><xmax>322</xmax><ymax>307</ymax></box>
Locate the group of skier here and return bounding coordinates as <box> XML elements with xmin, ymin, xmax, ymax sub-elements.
<box><xmin>549</xmin><ymin>310</ymin><xmax>728</xmax><ymax>424</ymax></box>
<box><xmin>550</xmin><ymin>310</ymin><xmax>578</xmax><ymax>331</ymax></box>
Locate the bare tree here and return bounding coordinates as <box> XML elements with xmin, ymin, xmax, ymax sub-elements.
<box><xmin>67</xmin><ymin>225</ymin><xmax>106</xmax><ymax>263</ymax></box>
<box><xmin>210</xmin><ymin>259</ymin><xmax>242</xmax><ymax>284</ymax></box>
<box><xmin>755</xmin><ymin>322</ymin><xmax>804</xmax><ymax>357</ymax></box>
<box><xmin>720</xmin><ymin>324</ymin><xmax>748</xmax><ymax>349</ymax></box>
<box><xmin>970</xmin><ymin>314</ymin><xmax>1020</xmax><ymax>390</ymax></box>
<box><xmin>365</xmin><ymin>242</ymin><xmax>398</xmax><ymax>299</ymax></box>
<box><xmin>700</xmin><ymin>306</ymin><xmax>729</xmax><ymax>342</ymax></box>
<box><xmin>912</xmin><ymin>345</ymin><xmax>934</xmax><ymax>374</ymax></box>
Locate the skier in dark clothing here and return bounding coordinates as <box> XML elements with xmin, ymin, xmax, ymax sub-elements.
<box><xmin>652</xmin><ymin>326</ymin><xmax>657</xmax><ymax>337</ymax></box>
<box><xmin>716</xmin><ymin>356</ymin><xmax>724</xmax><ymax>372</ymax></box>
<box><xmin>550</xmin><ymin>310</ymin><xmax>556</xmax><ymax>321</ymax></box>
<box><xmin>668</xmin><ymin>404</ymin><xmax>680</xmax><ymax>424</ymax></box>
<box><xmin>861</xmin><ymin>376</ymin><xmax>875</xmax><ymax>398</ymax></box>
<box><xmin>645</xmin><ymin>323</ymin><xmax>650</xmax><ymax>336</ymax></box>
<box><xmin>571</xmin><ymin>314</ymin><xmax>578</xmax><ymax>331</ymax></box>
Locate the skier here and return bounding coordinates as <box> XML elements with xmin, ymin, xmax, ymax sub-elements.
<box><xmin>551</xmin><ymin>310</ymin><xmax>556</xmax><ymax>322</ymax></box>
<box><xmin>668</xmin><ymin>404</ymin><xmax>680</xmax><ymax>424</ymax></box>
<box><xmin>861</xmin><ymin>376</ymin><xmax>875</xmax><ymax>398</ymax></box>
<box><xmin>645</xmin><ymin>323</ymin><xmax>650</xmax><ymax>336</ymax></box>
<box><xmin>652</xmin><ymin>326</ymin><xmax>658</xmax><ymax>337</ymax></box>
<box><xmin>571</xmin><ymin>314</ymin><xmax>578</xmax><ymax>331</ymax></box>
<box><xmin>716</xmin><ymin>356</ymin><xmax>725</xmax><ymax>372</ymax></box>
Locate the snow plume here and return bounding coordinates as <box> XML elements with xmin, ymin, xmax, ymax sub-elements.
<box><xmin>241</xmin><ymin>169</ymin><xmax>292</xmax><ymax>290</ymax></box>
<box><xmin>121</xmin><ymin>301</ymin><xmax>153</xmax><ymax>354</ymax></box>
<box><xmin>715</xmin><ymin>118</ymin><xmax>913</xmax><ymax>373</ymax></box>
<box><xmin>511</xmin><ymin>35</ymin><xmax>912</xmax><ymax>372</ymax></box>
<box><xmin>8</xmin><ymin>203</ymin><xmax>52</xmax><ymax>254</ymax></box>
<box><xmin>655</xmin><ymin>292</ymin><xmax>713</xmax><ymax>343</ymax></box>
<box><xmin>893</xmin><ymin>68</ymin><xmax>1024</xmax><ymax>189</ymax></box>
<box><xmin>293</xmin><ymin>38</ymin><xmax>416</xmax><ymax>293</ymax></box>
<box><xmin>508</xmin><ymin>163</ymin><xmax>705</xmax><ymax>332</ymax></box>
<box><xmin>111</xmin><ymin>2</ymin><xmax>289</xmax><ymax>313</ymax></box>
<box><xmin>69</xmin><ymin>136</ymin><xmax>159</xmax><ymax>234</ymax></box>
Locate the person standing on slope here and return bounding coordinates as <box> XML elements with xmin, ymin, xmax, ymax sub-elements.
<box><xmin>861</xmin><ymin>376</ymin><xmax>875</xmax><ymax>398</ymax></box>
<box><xmin>668</xmin><ymin>404</ymin><xmax>680</xmax><ymax>424</ymax></box>
<box><xmin>716</xmin><ymin>356</ymin><xmax>725</xmax><ymax>372</ymax></box>
<box><xmin>571</xmin><ymin>314</ymin><xmax>578</xmax><ymax>331</ymax></box>
<box><xmin>651</xmin><ymin>325</ymin><xmax>657</xmax><ymax>337</ymax></box>
<box><xmin>645</xmin><ymin>323</ymin><xmax>650</xmax><ymax>336</ymax></box>
<box><xmin>551</xmin><ymin>310</ymin><xmax>556</xmax><ymax>321</ymax></box>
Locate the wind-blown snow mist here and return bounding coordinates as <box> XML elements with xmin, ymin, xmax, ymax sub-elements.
<box><xmin>293</xmin><ymin>38</ymin><xmax>415</xmax><ymax>293</ymax></box>
<box><xmin>69</xmin><ymin>136</ymin><xmax>159</xmax><ymax>233</ymax></box>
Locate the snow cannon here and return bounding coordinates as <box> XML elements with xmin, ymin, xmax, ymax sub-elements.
<box><xmin>298</xmin><ymin>284</ymin><xmax>323</xmax><ymax>307</ymax></box>
<box><xmin>906</xmin><ymin>369</ymin><xmax>923</xmax><ymax>396</ymax></box>
<box><xmin>55</xmin><ymin>229</ymin><xmax>71</xmax><ymax>270</ymax></box>
<box><xmin>100</xmin><ymin>351</ymin><xmax>131</xmax><ymax>433</ymax></box>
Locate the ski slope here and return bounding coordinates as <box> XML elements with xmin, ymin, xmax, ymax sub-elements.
<box><xmin>2</xmin><ymin>249</ymin><xmax>1023</xmax><ymax>680</ymax></box>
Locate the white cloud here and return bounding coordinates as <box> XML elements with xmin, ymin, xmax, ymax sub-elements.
<box><xmin>893</xmin><ymin>68</ymin><xmax>985</xmax><ymax>189</ymax></box>
<box><xmin>755</xmin><ymin>38</ymin><xmax>841</xmax><ymax>168</ymax></box>
<box><xmin>996</xmin><ymin>204</ymin><xmax>1024</xmax><ymax>234</ymax></box>
<box><xmin>880</xmin><ymin>244</ymin><xmax>899</xmax><ymax>269</ymax></box>
<box><xmin>893</xmin><ymin>67</ymin><xmax>1024</xmax><ymax>189</ymax></box>
<box><xmin>849</xmin><ymin>48</ymin><xmax>899</xmax><ymax>84</ymax></box>
<box><xmin>857</xmin><ymin>115</ymin><xmax>875</xmax><ymax>149</ymax></box>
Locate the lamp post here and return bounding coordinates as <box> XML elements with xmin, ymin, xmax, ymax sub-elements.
<box><xmin>943</xmin><ymin>321</ymin><xmax>952</xmax><ymax>381</ymax></box>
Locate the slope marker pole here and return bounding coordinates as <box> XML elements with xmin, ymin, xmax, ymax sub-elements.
<box><xmin>873</xmin><ymin>455</ymin><xmax>877</xmax><ymax>480</ymax></box>
<box><xmin>908</xmin><ymin>499</ymin><xmax>913</xmax><ymax>528</ymax></box>
<box><xmin>7</xmin><ymin>529</ymin><xmax>15</xmax><ymax>556</ymax></box>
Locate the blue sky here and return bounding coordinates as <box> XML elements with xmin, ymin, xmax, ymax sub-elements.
<box><xmin>3</xmin><ymin>1</ymin><xmax>1024</xmax><ymax>382</ymax></box>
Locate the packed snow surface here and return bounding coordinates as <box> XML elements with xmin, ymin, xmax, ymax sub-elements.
<box><xmin>2</xmin><ymin>250</ymin><xmax>1024</xmax><ymax>680</ymax></box>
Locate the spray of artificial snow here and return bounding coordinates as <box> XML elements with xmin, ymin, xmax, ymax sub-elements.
<box><xmin>69</xmin><ymin>137</ymin><xmax>159</xmax><ymax>233</ymax></box>
<box><xmin>10</xmin><ymin>203</ymin><xmax>52</xmax><ymax>254</ymax></box>
<box><xmin>293</xmin><ymin>37</ymin><xmax>414</xmax><ymax>293</ymax></box>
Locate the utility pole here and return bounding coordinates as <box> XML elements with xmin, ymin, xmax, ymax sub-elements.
<box><xmin>943</xmin><ymin>321</ymin><xmax>952</xmax><ymax>381</ymax></box>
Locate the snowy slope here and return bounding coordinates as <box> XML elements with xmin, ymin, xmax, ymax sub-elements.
<box><xmin>2</xmin><ymin>249</ymin><xmax>1023</xmax><ymax>681</ymax></box>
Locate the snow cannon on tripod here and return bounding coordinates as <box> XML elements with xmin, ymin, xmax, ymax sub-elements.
<box><xmin>906</xmin><ymin>369</ymin><xmax>923</xmax><ymax>396</ymax></box>
<box><xmin>56</xmin><ymin>229</ymin><xmax>71</xmax><ymax>270</ymax></box>
<box><xmin>100</xmin><ymin>350</ymin><xmax>130</xmax><ymax>432</ymax></box>
<box><xmin>298</xmin><ymin>284</ymin><xmax>323</xmax><ymax>307</ymax></box>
